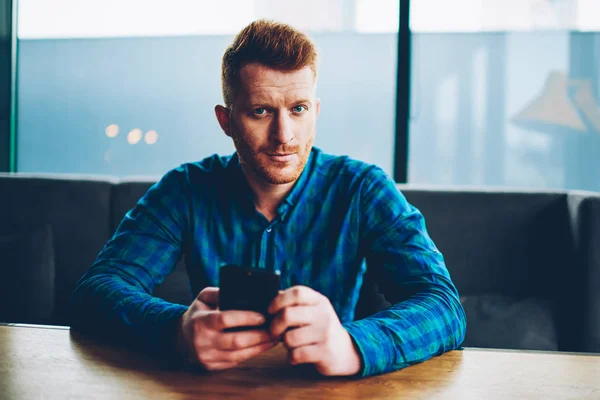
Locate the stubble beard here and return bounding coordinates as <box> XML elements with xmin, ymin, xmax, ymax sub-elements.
<box><xmin>233</xmin><ymin>133</ymin><xmax>315</xmax><ymax>185</ymax></box>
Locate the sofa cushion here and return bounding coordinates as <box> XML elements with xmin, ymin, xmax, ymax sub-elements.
<box><xmin>112</xmin><ymin>178</ymin><xmax>193</xmax><ymax>306</ymax></box>
<box><xmin>460</xmin><ymin>295</ymin><xmax>558</xmax><ymax>350</ymax></box>
<box><xmin>0</xmin><ymin>224</ymin><xmax>55</xmax><ymax>323</ymax></box>
<box><xmin>0</xmin><ymin>174</ymin><xmax>114</xmax><ymax>324</ymax></box>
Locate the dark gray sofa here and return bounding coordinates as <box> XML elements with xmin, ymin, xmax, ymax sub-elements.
<box><xmin>1</xmin><ymin>173</ymin><xmax>599</xmax><ymax>354</ymax></box>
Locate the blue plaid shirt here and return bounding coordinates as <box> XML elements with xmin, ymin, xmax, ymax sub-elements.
<box><xmin>70</xmin><ymin>147</ymin><xmax>466</xmax><ymax>377</ymax></box>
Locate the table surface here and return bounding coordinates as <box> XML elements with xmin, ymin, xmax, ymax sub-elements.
<box><xmin>1</xmin><ymin>324</ymin><xmax>600</xmax><ymax>400</ymax></box>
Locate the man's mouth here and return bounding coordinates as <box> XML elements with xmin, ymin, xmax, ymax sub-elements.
<box><xmin>266</xmin><ymin>153</ymin><xmax>296</xmax><ymax>162</ymax></box>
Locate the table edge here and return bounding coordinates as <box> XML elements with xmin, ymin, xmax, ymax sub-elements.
<box><xmin>0</xmin><ymin>322</ymin><xmax>70</xmax><ymax>330</ymax></box>
<box><xmin>462</xmin><ymin>346</ymin><xmax>600</xmax><ymax>357</ymax></box>
<box><xmin>2</xmin><ymin>323</ymin><xmax>599</xmax><ymax>357</ymax></box>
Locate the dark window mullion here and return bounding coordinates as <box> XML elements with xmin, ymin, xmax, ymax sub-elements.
<box><xmin>393</xmin><ymin>0</ymin><xmax>411</xmax><ymax>183</ymax></box>
<box><xmin>0</xmin><ymin>0</ymin><xmax>15</xmax><ymax>172</ymax></box>
<box><xmin>9</xmin><ymin>0</ymin><xmax>16</xmax><ymax>172</ymax></box>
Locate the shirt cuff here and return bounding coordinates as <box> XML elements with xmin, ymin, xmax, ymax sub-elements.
<box><xmin>343</xmin><ymin>318</ymin><xmax>404</xmax><ymax>377</ymax></box>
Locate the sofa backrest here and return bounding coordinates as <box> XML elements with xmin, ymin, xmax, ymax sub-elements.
<box><xmin>2</xmin><ymin>174</ymin><xmax>598</xmax><ymax>354</ymax></box>
<box><xmin>0</xmin><ymin>174</ymin><xmax>114</xmax><ymax>325</ymax></box>
<box><xmin>400</xmin><ymin>188</ymin><xmax>573</xmax><ymax>296</ymax></box>
<box><xmin>568</xmin><ymin>192</ymin><xmax>600</xmax><ymax>353</ymax></box>
<box><xmin>110</xmin><ymin>180</ymin><xmax>586</xmax><ymax>352</ymax></box>
<box><xmin>396</xmin><ymin>187</ymin><xmax>584</xmax><ymax>352</ymax></box>
<box><xmin>112</xmin><ymin>179</ymin><xmax>193</xmax><ymax>307</ymax></box>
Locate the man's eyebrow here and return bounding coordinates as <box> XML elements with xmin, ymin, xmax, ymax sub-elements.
<box><xmin>291</xmin><ymin>98</ymin><xmax>312</xmax><ymax>105</ymax></box>
<box><xmin>248</xmin><ymin>98</ymin><xmax>312</xmax><ymax>105</ymax></box>
<box><xmin>248</xmin><ymin>100</ymin><xmax>272</xmax><ymax>106</ymax></box>
<box><xmin>246</xmin><ymin>97</ymin><xmax>313</xmax><ymax>108</ymax></box>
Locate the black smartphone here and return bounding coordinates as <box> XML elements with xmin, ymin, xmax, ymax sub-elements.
<box><xmin>219</xmin><ymin>265</ymin><xmax>281</xmax><ymax>331</ymax></box>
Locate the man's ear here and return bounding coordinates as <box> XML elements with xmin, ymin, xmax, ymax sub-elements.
<box><xmin>315</xmin><ymin>98</ymin><xmax>321</xmax><ymax>118</ymax></box>
<box><xmin>215</xmin><ymin>105</ymin><xmax>232</xmax><ymax>137</ymax></box>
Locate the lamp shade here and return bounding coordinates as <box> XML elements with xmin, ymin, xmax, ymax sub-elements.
<box><xmin>512</xmin><ymin>71</ymin><xmax>588</xmax><ymax>135</ymax></box>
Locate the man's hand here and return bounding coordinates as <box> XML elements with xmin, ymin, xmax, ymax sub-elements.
<box><xmin>268</xmin><ymin>286</ymin><xmax>362</xmax><ymax>376</ymax></box>
<box><xmin>176</xmin><ymin>287</ymin><xmax>278</xmax><ymax>371</ymax></box>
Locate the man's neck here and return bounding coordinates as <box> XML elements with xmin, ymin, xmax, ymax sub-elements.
<box><xmin>241</xmin><ymin>166</ymin><xmax>295</xmax><ymax>222</ymax></box>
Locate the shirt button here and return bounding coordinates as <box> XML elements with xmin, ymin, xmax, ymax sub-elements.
<box><xmin>266</xmin><ymin>228</ymin><xmax>272</xmax><ymax>233</ymax></box>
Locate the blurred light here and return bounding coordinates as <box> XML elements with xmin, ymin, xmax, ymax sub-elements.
<box><xmin>104</xmin><ymin>151</ymin><xmax>111</xmax><ymax>162</ymax></box>
<box><xmin>105</xmin><ymin>124</ymin><xmax>119</xmax><ymax>138</ymax></box>
<box><xmin>145</xmin><ymin>130</ymin><xmax>158</xmax><ymax>145</ymax></box>
<box><xmin>127</xmin><ymin>128</ymin><xmax>143</xmax><ymax>144</ymax></box>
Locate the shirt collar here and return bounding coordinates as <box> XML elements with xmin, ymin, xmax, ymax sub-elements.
<box><xmin>279</xmin><ymin>147</ymin><xmax>316</xmax><ymax>208</ymax></box>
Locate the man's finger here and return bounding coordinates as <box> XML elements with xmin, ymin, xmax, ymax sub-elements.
<box><xmin>213</xmin><ymin>310</ymin><xmax>266</xmax><ymax>331</ymax></box>
<box><xmin>267</xmin><ymin>286</ymin><xmax>321</xmax><ymax>315</ymax></box>
<box><xmin>282</xmin><ymin>325</ymin><xmax>321</xmax><ymax>349</ymax></box>
<box><xmin>288</xmin><ymin>343</ymin><xmax>322</xmax><ymax>365</ymax></box>
<box><xmin>196</xmin><ymin>287</ymin><xmax>219</xmax><ymax>307</ymax></box>
<box><xmin>218</xmin><ymin>341</ymin><xmax>279</xmax><ymax>364</ymax></box>
<box><xmin>216</xmin><ymin>329</ymin><xmax>274</xmax><ymax>350</ymax></box>
<box><xmin>270</xmin><ymin>305</ymin><xmax>315</xmax><ymax>338</ymax></box>
<box><xmin>202</xmin><ymin>361</ymin><xmax>238</xmax><ymax>371</ymax></box>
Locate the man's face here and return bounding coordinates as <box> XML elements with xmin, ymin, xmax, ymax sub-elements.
<box><xmin>218</xmin><ymin>63</ymin><xmax>320</xmax><ymax>185</ymax></box>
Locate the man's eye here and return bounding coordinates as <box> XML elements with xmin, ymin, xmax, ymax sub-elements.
<box><xmin>292</xmin><ymin>105</ymin><xmax>307</xmax><ymax>113</ymax></box>
<box><xmin>253</xmin><ymin>108</ymin><xmax>267</xmax><ymax>115</ymax></box>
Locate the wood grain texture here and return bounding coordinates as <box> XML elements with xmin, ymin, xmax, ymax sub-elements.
<box><xmin>1</xmin><ymin>325</ymin><xmax>600</xmax><ymax>399</ymax></box>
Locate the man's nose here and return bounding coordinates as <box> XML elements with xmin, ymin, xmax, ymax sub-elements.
<box><xmin>270</xmin><ymin>112</ymin><xmax>294</xmax><ymax>144</ymax></box>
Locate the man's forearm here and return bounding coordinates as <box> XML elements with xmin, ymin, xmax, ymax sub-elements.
<box><xmin>69</xmin><ymin>266</ymin><xmax>187</xmax><ymax>354</ymax></box>
<box><xmin>343</xmin><ymin>285</ymin><xmax>466</xmax><ymax>377</ymax></box>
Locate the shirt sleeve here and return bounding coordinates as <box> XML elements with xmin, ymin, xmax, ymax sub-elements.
<box><xmin>69</xmin><ymin>166</ymin><xmax>190</xmax><ymax>355</ymax></box>
<box><xmin>342</xmin><ymin>167</ymin><xmax>467</xmax><ymax>377</ymax></box>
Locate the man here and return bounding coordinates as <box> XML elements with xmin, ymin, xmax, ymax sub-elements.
<box><xmin>70</xmin><ymin>20</ymin><xmax>466</xmax><ymax>377</ymax></box>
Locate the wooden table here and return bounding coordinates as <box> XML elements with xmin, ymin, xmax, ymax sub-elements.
<box><xmin>1</xmin><ymin>324</ymin><xmax>599</xmax><ymax>399</ymax></box>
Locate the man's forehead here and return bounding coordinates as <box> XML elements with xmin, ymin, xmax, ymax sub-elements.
<box><xmin>243</xmin><ymin>86</ymin><xmax>314</xmax><ymax>105</ymax></box>
<box><xmin>239</xmin><ymin>63</ymin><xmax>316</xmax><ymax>94</ymax></box>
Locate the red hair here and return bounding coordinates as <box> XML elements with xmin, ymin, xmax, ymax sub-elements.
<box><xmin>221</xmin><ymin>20</ymin><xmax>318</xmax><ymax>107</ymax></box>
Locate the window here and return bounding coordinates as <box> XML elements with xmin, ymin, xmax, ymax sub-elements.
<box><xmin>408</xmin><ymin>0</ymin><xmax>600</xmax><ymax>191</ymax></box>
<box><xmin>16</xmin><ymin>0</ymin><xmax>399</xmax><ymax>176</ymax></box>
